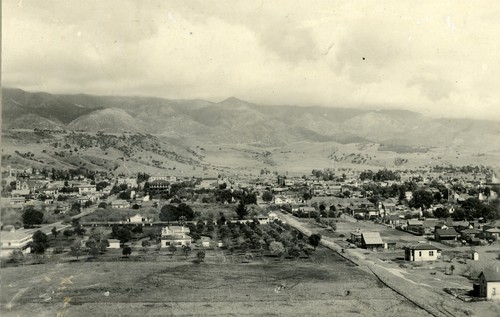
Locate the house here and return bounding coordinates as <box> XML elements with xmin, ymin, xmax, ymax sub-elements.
<box><xmin>0</xmin><ymin>231</ymin><xmax>33</xmax><ymax>258</ymax></box>
<box><xmin>127</xmin><ymin>214</ymin><xmax>150</xmax><ymax>223</ymax></box>
<box><xmin>116</xmin><ymin>177</ymin><xmax>138</xmax><ymax>188</ymax></box>
<box><xmin>350</xmin><ymin>231</ymin><xmax>363</xmax><ymax>245</ymax></box>
<box><xmin>477</xmin><ymin>268</ymin><xmax>500</xmax><ymax>300</ymax></box>
<box><xmin>5</xmin><ymin>196</ymin><xmax>26</xmax><ymax>206</ymax></box>
<box><xmin>256</xmin><ymin>216</ymin><xmax>270</xmax><ymax>224</ymax></box>
<box><xmin>78</xmin><ymin>185</ymin><xmax>96</xmax><ymax>195</ymax></box>
<box><xmin>200</xmin><ymin>236</ymin><xmax>212</xmax><ymax>248</ymax></box>
<box><xmin>434</xmin><ymin>228</ymin><xmax>459</xmax><ymax>241</ymax></box>
<box><xmin>483</xmin><ymin>227</ymin><xmax>500</xmax><ymax>241</ymax></box>
<box><xmin>404</xmin><ymin>243</ymin><xmax>441</xmax><ymax>261</ymax></box>
<box><xmin>361</xmin><ymin>232</ymin><xmax>384</xmax><ymax>249</ymax></box>
<box><xmin>423</xmin><ymin>219</ymin><xmax>440</xmax><ymax>234</ymax></box>
<box><xmin>111</xmin><ymin>200</ymin><xmax>130</xmax><ymax>209</ymax></box>
<box><xmin>149</xmin><ymin>180</ymin><xmax>170</xmax><ymax>194</ymax></box>
<box><xmin>268</xmin><ymin>212</ymin><xmax>278</xmax><ymax>222</ymax></box>
<box><xmin>160</xmin><ymin>226</ymin><xmax>192</xmax><ymax>247</ymax></box>
<box><xmin>459</xmin><ymin>228</ymin><xmax>481</xmax><ymax>241</ymax></box>
<box><xmin>108</xmin><ymin>239</ymin><xmax>121</xmax><ymax>249</ymax></box>
<box><xmin>406</xmin><ymin>219</ymin><xmax>424</xmax><ymax>235</ymax></box>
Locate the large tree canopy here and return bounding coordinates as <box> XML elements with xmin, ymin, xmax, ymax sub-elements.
<box><xmin>22</xmin><ymin>207</ymin><xmax>44</xmax><ymax>228</ymax></box>
<box><xmin>159</xmin><ymin>203</ymin><xmax>195</xmax><ymax>221</ymax></box>
<box><xmin>409</xmin><ymin>190</ymin><xmax>434</xmax><ymax>210</ymax></box>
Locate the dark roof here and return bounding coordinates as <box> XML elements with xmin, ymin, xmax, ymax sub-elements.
<box><xmin>435</xmin><ymin>228</ymin><xmax>458</xmax><ymax>236</ymax></box>
<box><xmin>460</xmin><ymin>228</ymin><xmax>481</xmax><ymax>234</ymax></box>
<box><xmin>480</xmin><ymin>269</ymin><xmax>500</xmax><ymax>282</ymax></box>
<box><xmin>405</xmin><ymin>243</ymin><xmax>441</xmax><ymax>251</ymax></box>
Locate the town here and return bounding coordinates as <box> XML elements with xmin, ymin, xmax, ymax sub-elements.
<box><xmin>1</xmin><ymin>163</ymin><xmax>499</xmax><ymax>315</ymax></box>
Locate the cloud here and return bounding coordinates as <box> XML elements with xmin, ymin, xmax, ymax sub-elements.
<box><xmin>2</xmin><ymin>0</ymin><xmax>500</xmax><ymax>121</ymax></box>
<box><xmin>407</xmin><ymin>77</ymin><xmax>454</xmax><ymax>101</ymax></box>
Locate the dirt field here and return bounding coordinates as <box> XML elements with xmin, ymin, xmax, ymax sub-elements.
<box><xmin>1</xmin><ymin>248</ymin><xmax>431</xmax><ymax>317</ymax></box>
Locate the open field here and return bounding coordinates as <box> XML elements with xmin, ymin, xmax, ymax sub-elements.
<box><xmin>1</xmin><ymin>247</ymin><xmax>432</xmax><ymax>317</ymax></box>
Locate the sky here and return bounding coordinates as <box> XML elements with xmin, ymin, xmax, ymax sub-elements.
<box><xmin>3</xmin><ymin>0</ymin><xmax>500</xmax><ymax>120</ymax></box>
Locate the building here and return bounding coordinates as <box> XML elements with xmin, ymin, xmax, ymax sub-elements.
<box><xmin>111</xmin><ymin>200</ymin><xmax>130</xmax><ymax>209</ymax></box>
<box><xmin>361</xmin><ymin>232</ymin><xmax>384</xmax><ymax>249</ymax></box>
<box><xmin>404</xmin><ymin>244</ymin><xmax>441</xmax><ymax>261</ymax></box>
<box><xmin>108</xmin><ymin>239</ymin><xmax>121</xmax><ymax>249</ymax></box>
<box><xmin>160</xmin><ymin>226</ymin><xmax>192</xmax><ymax>247</ymax></box>
<box><xmin>0</xmin><ymin>231</ymin><xmax>33</xmax><ymax>258</ymax></box>
<box><xmin>434</xmin><ymin>228</ymin><xmax>459</xmax><ymax>241</ymax></box>
<box><xmin>149</xmin><ymin>175</ymin><xmax>177</xmax><ymax>182</ymax></box>
<box><xmin>127</xmin><ymin>214</ymin><xmax>150</xmax><ymax>223</ymax></box>
<box><xmin>477</xmin><ymin>268</ymin><xmax>500</xmax><ymax>300</ymax></box>
<box><xmin>148</xmin><ymin>180</ymin><xmax>170</xmax><ymax>194</ymax></box>
<box><xmin>78</xmin><ymin>185</ymin><xmax>96</xmax><ymax>195</ymax></box>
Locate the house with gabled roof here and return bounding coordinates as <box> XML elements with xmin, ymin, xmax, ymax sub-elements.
<box><xmin>434</xmin><ymin>228</ymin><xmax>459</xmax><ymax>241</ymax></box>
<box><xmin>404</xmin><ymin>243</ymin><xmax>441</xmax><ymax>261</ymax></box>
<box><xmin>361</xmin><ymin>232</ymin><xmax>384</xmax><ymax>249</ymax></box>
<box><xmin>477</xmin><ymin>268</ymin><xmax>500</xmax><ymax>300</ymax></box>
<box><xmin>160</xmin><ymin>226</ymin><xmax>191</xmax><ymax>247</ymax></box>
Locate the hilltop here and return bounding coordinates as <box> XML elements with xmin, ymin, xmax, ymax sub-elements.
<box><xmin>2</xmin><ymin>88</ymin><xmax>500</xmax><ymax>174</ymax></box>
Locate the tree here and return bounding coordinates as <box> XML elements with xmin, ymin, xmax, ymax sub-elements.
<box><xmin>269</xmin><ymin>241</ymin><xmax>285</xmax><ymax>258</ymax></box>
<box><xmin>409</xmin><ymin>190</ymin><xmax>434</xmax><ymax>210</ymax></box>
<box><xmin>51</xmin><ymin>226</ymin><xmax>59</xmax><ymax>239</ymax></box>
<box><xmin>197</xmin><ymin>250</ymin><xmax>206</xmax><ymax>262</ymax></box>
<box><xmin>450</xmin><ymin>264</ymin><xmax>455</xmax><ymax>275</ymax></box>
<box><xmin>168</xmin><ymin>244</ymin><xmax>177</xmax><ymax>258</ymax></box>
<box><xmin>308</xmin><ymin>234</ymin><xmax>322</xmax><ymax>250</ymax></box>
<box><xmin>182</xmin><ymin>245</ymin><xmax>191</xmax><ymax>259</ymax></box>
<box><xmin>288</xmin><ymin>247</ymin><xmax>301</xmax><ymax>261</ymax></box>
<box><xmin>10</xmin><ymin>250</ymin><xmax>25</xmax><ymax>264</ymax></box>
<box><xmin>433</xmin><ymin>207</ymin><xmax>449</xmax><ymax>219</ymax></box>
<box><xmin>112</xmin><ymin>226</ymin><xmax>132</xmax><ymax>243</ymax></box>
<box><xmin>99</xmin><ymin>239</ymin><xmax>109</xmax><ymax>252</ymax></box>
<box><xmin>235</xmin><ymin>200</ymin><xmax>248</xmax><ymax>220</ymax></box>
<box><xmin>22</xmin><ymin>207</ymin><xmax>44</xmax><ymax>228</ymax></box>
<box><xmin>303</xmin><ymin>192</ymin><xmax>312</xmax><ymax>202</ymax></box>
<box><xmin>177</xmin><ymin>203</ymin><xmax>195</xmax><ymax>220</ymax></box>
<box><xmin>262</xmin><ymin>191</ymin><xmax>274</xmax><ymax>203</ymax></box>
<box><xmin>122</xmin><ymin>246</ymin><xmax>132</xmax><ymax>258</ymax></box>
<box><xmin>98</xmin><ymin>202</ymin><xmax>108</xmax><ymax>209</ymax></box>
<box><xmin>63</xmin><ymin>229</ymin><xmax>74</xmax><ymax>238</ymax></box>
<box><xmin>31</xmin><ymin>230</ymin><xmax>49</xmax><ymax>255</ymax></box>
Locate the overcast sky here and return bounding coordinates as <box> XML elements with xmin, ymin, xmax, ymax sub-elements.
<box><xmin>3</xmin><ymin>0</ymin><xmax>500</xmax><ymax>120</ymax></box>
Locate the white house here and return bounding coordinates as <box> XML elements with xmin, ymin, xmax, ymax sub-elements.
<box><xmin>478</xmin><ymin>268</ymin><xmax>500</xmax><ymax>300</ymax></box>
<box><xmin>111</xmin><ymin>200</ymin><xmax>130</xmax><ymax>209</ymax></box>
<box><xmin>108</xmin><ymin>239</ymin><xmax>121</xmax><ymax>249</ymax></box>
<box><xmin>404</xmin><ymin>244</ymin><xmax>441</xmax><ymax>261</ymax></box>
<box><xmin>127</xmin><ymin>214</ymin><xmax>150</xmax><ymax>223</ymax></box>
<box><xmin>160</xmin><ymin>226</ymin><xmax>191</xmax><ymax>247</ymax></box>
<box><xmin>0</xmin><ymin>230</ymin><xmax>33</xmax><ymax>258</ymax></box>
<box><xmin>78</xmin><ymin>185</ymin><xmax>96</xmax><ymax>195</ymax></box>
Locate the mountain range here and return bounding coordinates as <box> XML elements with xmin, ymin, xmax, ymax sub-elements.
<box><xmin>2</xmin><ymin>87</ymin><xmax>500</xmax><ymax>151</ymax></box>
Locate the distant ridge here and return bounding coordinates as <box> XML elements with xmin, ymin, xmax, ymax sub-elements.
<box><xmin>2</xmin><ymin>87</ymin><xmax>499</xmax><ymax>150</ymax></box>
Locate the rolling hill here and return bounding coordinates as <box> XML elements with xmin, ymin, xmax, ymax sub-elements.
<box><xmin>2</xmin><ymin>87</ymin><xmax>500</xmax><ymax>174</ymax></box>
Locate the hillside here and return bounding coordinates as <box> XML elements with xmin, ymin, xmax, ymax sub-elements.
<box><xmin>67</xmin><ymin>108</ymin><xmax>150</xmax><ymax>133</ymax></box>
<box><xmin>2</xmin><ymin>88</ymin><xmax>500</xmax><ymax>174</ymax></box>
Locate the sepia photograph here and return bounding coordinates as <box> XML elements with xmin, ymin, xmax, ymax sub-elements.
<box><xmin>1</xmin><ymin>1</ymin><xmax>500</xmax><ymax>316</ymax></box>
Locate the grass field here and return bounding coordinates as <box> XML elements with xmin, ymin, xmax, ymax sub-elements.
<box><xmin>1</xmin><ymin>247</ymin><xmax>432</xmax><ymax>317</ymax></box>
